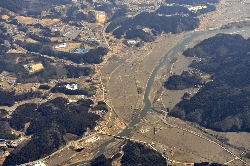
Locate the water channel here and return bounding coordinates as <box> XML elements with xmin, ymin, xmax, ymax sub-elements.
<box><xmin>73</xmin><ymin>26</ymin><xmax>250</xmax><ymax>165</ymax></box>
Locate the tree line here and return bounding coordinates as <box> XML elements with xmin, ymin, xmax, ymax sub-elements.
<box><xmin>164</xmin><ymin>71</ymin><xmax>202</xmax><ymax>90</ymax></box>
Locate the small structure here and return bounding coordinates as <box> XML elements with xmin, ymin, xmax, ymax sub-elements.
<box><xmin>66</xmin><ymin>83</ymin><xmax>78</xmax><ymax>90</ymax></box>
<box><xmin>95</xmin><ymin>11</ymin><xmax>106</xmax><ymax>23</ymax></box>
<box><xmin>68</xmin><ymin>99</ymin><xmax>77</xmax><ymax>103</ymax></box>
<box><xmin>51</xmin><ymin>27</ymin><xmax>60</xmax><ymax>32</ymax></box>
<box><xmin>54</xmin><ymin>43</ymin><xmax>67</xmax><ymax>49</ymax></box>
<box><xmin>188</xmin><ymin>5</ymin><xmax>207</xmax><ymax>12</ymax></box>
<box><xmin>85</xmin><ymin>136</ymin><xmax>100</xmax><ymax>143</ymax></box>
<box><xmin>8</xmin><ymin>141</ymin><xmax>18</xmax><ymax>148</ymax></box>
<box><xmin>124</xmin><ymin>40</ymin><xmax>138</xmax><ymax>47</ymax></box>
<box><xmin>70</xmin><ymin>47</ymin><xmax>88</xmax><ymax>54</ymax></box>
<box><xmin>150</xmin><ymin>142</ymin><xmax>155</xmax><ymax>147</ymax></box>
<box><xmin>33</xmin><ymin>161</ymin><xmax>46</xmax><ymax>166</ymax></box>
<box><xmin>127</xmin><ymin>40</ymin><xmax>137</xmax><ymax>45</ymax></box>
<box><xmin>23</xmin><ymin>63</ymin><xmax>44</xmax><ymax>73</ymax></box>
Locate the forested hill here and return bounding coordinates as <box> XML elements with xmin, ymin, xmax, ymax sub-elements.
<box><xmin>0</xmin><ymin>0</ymin><xmax>72</xmax><ymax>13</ymax></box>
<box><xmin>105</xmin><ymin>0</ymin><xmax>218</xmax><ymax>42</ymax></box>
<box><xmin>3</xmin><ymin>97</ymin><xmax>101</xmax><ymax>165</ymax></box>
<box><xmin>169</xmin><ymin>34</ymin><xmax>250</xmax><ymax>132</ymax></box>
<box><xmin>106</xmin><ymin>12</ymin><xmax>199</xmax><ymax>41</ymax></box>
<box><xmin>155</xmin><ymin>5</ymin><xmax>195</xmax><ymax>16</ymax></box>
<box><xmin>90</xmin><ymin>141</ymin><xmax>167</xmax><ymax>166</ymax></box>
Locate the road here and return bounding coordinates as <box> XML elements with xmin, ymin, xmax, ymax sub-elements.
<box><xmin>102</xmin><ymin>23</ymin><xmax>111</xmax><ymax>50</ymax></box>
<box><xmin>161</xmin><ymin>116</ymin><xmax>249</xmax><ymax>165</ymax></box>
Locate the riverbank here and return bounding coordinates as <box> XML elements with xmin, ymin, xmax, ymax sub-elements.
<box><xmin>149</xmin><ymin>26</ymin><xmax>250</xmax><ymax>112</ymax></box>
<box><xmin>100</xmin><ymin>30</ymin><xmax>188</xmax><ymax>125</ymax></box>
<box><xmin>148</xmin><ymin>32</ymin><xmax>210</xmax><ymax>112</ymax></box>
<box><xmin>149</xmin><ymin>53</ymin><xmax>194</xmax><ymax>112</ymax></box>
<box><xmin>142</xmin><ymin>27</ymin><xmax>250</xmax><ymax>164</ymax></box>
<box><xmin>134</xmin><ymin>33</ymin><xmax>187</xmax><ymax>115</ymax></box>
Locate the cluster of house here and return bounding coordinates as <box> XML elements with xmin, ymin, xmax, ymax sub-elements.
<box><xmin>85</xmin><ymin>136</ymin><xmax>100</xmax><ymax>143</ymax></box>
<box><xmin>127</xmin><ymin>0</ymin><xmax>161</xmax><ymax>13</ymax></box>
<box><xmin>51</xmin><ymin>21</ymin><xmax>63</xmax><ymax>32</ymax></box>
<box><xmin>6</xmin><ymin>24</ymin><xmax>19</xmax><ymax>36</ymax></box>
<box><xmin>124</xmin><ymin>39</ymin><xmax>139</xmax><ymax>47</ymax></box>
<box><xmin>0</xmin><ymin>139</ymin><xmax>18</xmax><ymax>148</ymax></box>
<box><xmin>91</xmin><ymin>109</ymin><xmax>107</xmax><ymax>116</ymax></box>
<box><xmin>0</xmin><ymin>75</ymin><xmax>17</xmax><ymax>88</ymax></box>
<box><xmin>187</xmin><ymin>5</ymin><xmax>207</xmax><ymax>12</ymax></box>
<box><xmin>65</xmin><ymin>83</ymin><xmax>78</xmax><ymax>90</ymax></box>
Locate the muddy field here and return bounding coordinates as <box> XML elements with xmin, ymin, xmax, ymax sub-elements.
<box><xmin>101</xmin><ymin>33</ymin><xmax>189</xmax><ymax>125</ymax></box>
<box><xmin>15</xmin><ymin>16</ymin><xmax>60</xmax><ymax>25</ymax></box>
<box><xmin>132</xmin><ymin>112</ymin><xmax>247</xmax><ymax>165</ymax></box>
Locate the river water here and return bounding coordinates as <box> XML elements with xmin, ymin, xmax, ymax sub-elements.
<box><xmin>73</xmin><ymin>26</ymin><xmax>250</xmax><ymax>165</ymax></box>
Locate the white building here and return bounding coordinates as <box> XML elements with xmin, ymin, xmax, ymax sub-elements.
<box><xmin>54</xmin><ymin>43</ymin><xmax>67</xmax><ymax>49</ymax></box>
<box><xmin>127</xmin><ymin>40</ymin><xmax>137</xmax><ymax>45</ymax></box>
<box><xmin>85</xmin><ymin>136</ymin><xmax>100</xmax><ymax>143</ymax></box>
<box><xmin>66</xmin><ymin>83</ymin><xmax>78</xmax><ymax>90</ymax></box>
<box><xmin>188</xmin><ymin>5</ymin><xmax>207</xmax><ymax>12</ymax></box>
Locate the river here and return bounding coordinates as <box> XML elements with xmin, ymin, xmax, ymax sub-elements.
<box><xmin>72</xmin><ymin>26</ymin><xmax>250</xmax><ymax>165</ymax></box>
